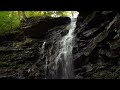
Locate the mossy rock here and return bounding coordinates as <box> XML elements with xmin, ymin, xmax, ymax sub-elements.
<box><xmin>92</xmin><ymin>70</ymin><xmax>116</xmax><ymax>79</ymax></box>
<box><xmin>0</xmin><ymin>61</ymin><xmax>14</xmax><ymax>67</ymax></box>
<box><xmin>0</xmin><ymin>53</ymin><xmax>17</xmax><ymax>61</ymax></box>
<box><xmin>115</xmin><ymin>66</ymin><xmax>120</xmax><ymax>73</ymax></box>
<box><xmin>12</xmin><ymin>38</ymin><xmax>33</xmax><ymax>48</ymax></box>
<box><xmin>111</xmin><ymin>66</ymin><xmax>118</xmax><ymax>72</ymax></box>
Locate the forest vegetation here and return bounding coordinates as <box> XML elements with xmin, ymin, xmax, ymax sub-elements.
<box><xmin>0</xmin><ymin>11</ymin><xmax>72</xmax><ymax>34</ymax></box>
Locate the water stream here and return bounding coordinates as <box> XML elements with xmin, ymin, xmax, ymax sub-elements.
<box><xmin>47</xmin><ymin>11</ymin><xmax>79</xmax><ymax>79</ymax></box>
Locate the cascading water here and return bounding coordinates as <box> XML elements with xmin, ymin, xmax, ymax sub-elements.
<box><xmin>47</xmin><ymin>11</ymin><xmax>79</xmax><ymax>79</ymax></box>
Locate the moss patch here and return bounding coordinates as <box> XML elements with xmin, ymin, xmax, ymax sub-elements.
<box><xmin>92</xmin><ymin>70</ymin><xmax>114</xmax><ymax>79</ymax></box>
<box><xmin>0</xmin><ymin>53</ymin><xmax>17</xmax><ymax>60</ymax></box>
<box><xmin>0</xmin><ymin>61</ymin><xmax>14</xmax><ymax>67</ymax></box>
<box><xmin>12</xmin><ymin>38</ymin><xmax>33</xmax><ymax>48</ymax></box>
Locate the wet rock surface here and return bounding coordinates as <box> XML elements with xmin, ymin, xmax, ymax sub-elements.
<box><xmin>1</xmin><ymin>12</ymin><xmax>120</xmax><ymax>79</ymax></box>
<box><xmin>73</xmin><ymin>11</ymin><xmax>120</xmax><ymax>79</ymax></box>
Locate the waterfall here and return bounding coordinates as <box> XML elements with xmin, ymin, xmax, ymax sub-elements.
<box><xmin>47</xmin><ymin>11</ymin><xmax>79</xmax><ymax>79</ymax></box>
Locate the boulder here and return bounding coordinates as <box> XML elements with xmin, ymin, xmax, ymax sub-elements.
<box><xmin>20</xmin><ymin>17</ymin><xmax>71</xmax><ymax>38</ymax></box>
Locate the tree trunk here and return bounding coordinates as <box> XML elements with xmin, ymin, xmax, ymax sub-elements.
<box><xmin>18</xmin><ymin>11</ymin><xmax>27</xmax><ymax>22</ymax></box>
<box><xmin>22</xmin><ymin>11</ymin><xmax>27</xmax><ymax>22</ymax></box>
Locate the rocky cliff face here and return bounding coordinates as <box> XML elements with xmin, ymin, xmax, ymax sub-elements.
<box><xmin>0</xmin><ymin>17</ymin><xmax>70</xmax><ymax>79</ymax></box>
<box><xmin>1</xmin><ymin>11</ymin><xmax>120</xmax><ymax>79</ymax></box>
<box><xmin>73</xmin><ymin>11</ymin><xmax>120</xmax><ymax>79</ymax></box>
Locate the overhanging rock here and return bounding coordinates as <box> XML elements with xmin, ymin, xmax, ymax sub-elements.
<box><xmin>20</xmin><ymin>17</ymin><xmax>71</xmax><ymax>38</ymax></box>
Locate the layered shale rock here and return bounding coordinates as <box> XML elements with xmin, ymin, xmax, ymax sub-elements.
<box><xmin>73</xmin><ymin>11</ymin><xmax>120</xmax><ymax>79</ymax></box>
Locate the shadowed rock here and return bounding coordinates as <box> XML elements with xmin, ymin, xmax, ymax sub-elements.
<box><xmin>73</xmin><ymin>11</ymin><xmax>120</xmax><ymax>79</ymax></box>
<box><xmin>20</xmin><ymin>17</ymin><xmax>71</xmax><ymax>38</ymax></box>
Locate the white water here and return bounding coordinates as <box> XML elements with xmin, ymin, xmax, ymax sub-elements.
<box><xmin>53</xmin><ymin>11</ymin><xmax>79</xmax><ymax>79</ymax></box>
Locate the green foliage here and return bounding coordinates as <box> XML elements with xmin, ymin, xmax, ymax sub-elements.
<box><xmin>25</xmin><ymin>11</ymin><xmax>72</xmax><ymax>18</ymax></box>
<box><xmin>0</xmin><ymin>11</ymin><xmax>20</xmax><ymax>34</ymax></box>
<box><xmin>0</xmin><ymin>11</ymin><xmax>72</xmax><ymax>34</ymax></box>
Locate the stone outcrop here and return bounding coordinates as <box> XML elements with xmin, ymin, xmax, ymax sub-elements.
<box><xmin>20</xmin><ymin>16</ymin><xmax>71</xmax><ymax>38</ymax></box>
<box><xmin>73</xmin><ymin>11</ymin><xmax>120</xmax><ymax>79</ymax></box>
